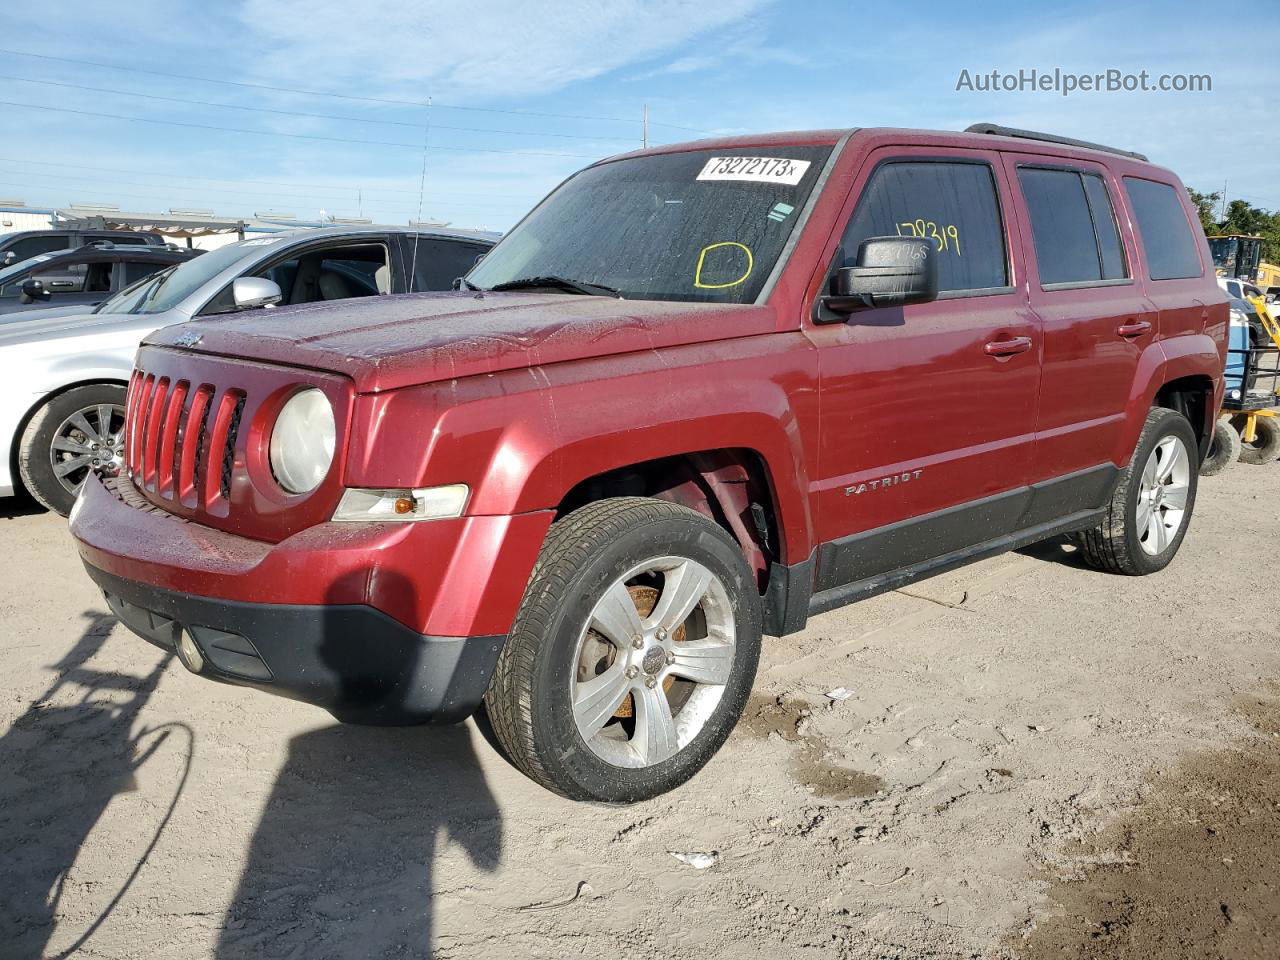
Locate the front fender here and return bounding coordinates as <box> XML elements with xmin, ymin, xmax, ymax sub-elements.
<box><xmin>345</xmin><ymin>335</ymin><xmax>820</xmax><ymax>564</ymax></box>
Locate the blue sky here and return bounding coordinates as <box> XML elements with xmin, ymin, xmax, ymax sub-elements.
<box><xmin>0</xmin><ymin>0</ymin><xmax>1272</xmax><ymax>231</ymax></box>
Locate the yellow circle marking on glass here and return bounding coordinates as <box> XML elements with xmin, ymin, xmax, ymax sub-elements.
<box><xmin>694</xmin><ymin>241</ymin><xmax>754</xmax><ymax>289</ymax></box>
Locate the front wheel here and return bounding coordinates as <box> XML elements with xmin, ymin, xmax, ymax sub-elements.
<box><xmin>1079</xmin><ymin>407</ymin><xmax>1199</xmax><ymax>576</ymax></box>
<box><xmin>18</xmin><ymin>384</ymin><xmax>126</xmax><ymax>515</ymax></box>
<box><xmin>484</xmin><ymin>497</ymin><xmax>761</xmax><ymax>802</ymax></box>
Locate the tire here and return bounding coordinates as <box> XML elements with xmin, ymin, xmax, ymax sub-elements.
<box><xmin>18</xmin><ymin>384</ymin><xmax>127</xmax><ymax>516</ymax></box>
<box><xmin>1233</xmin><ymin>414</ymin><xmax>1280</xmax><ymax>466</ymax></box>
<box><xmin>483</xmin><ymin>497</ymin><xmax>762</xmax><ymax>802</ymax></box>
<box><xmin>1080</xmin><ymin>407</ymin><xmax>1199</xmax><ymax>576</ymax></box>
<box><xmin>1199</xmin><ymin>417</ymin><xmax>1241</xmax><ymax>477</ymax></box>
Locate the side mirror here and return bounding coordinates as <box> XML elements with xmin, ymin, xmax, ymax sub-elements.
<box><xmin>19</xmin><ymin>278</ymin><xmax>50</xmax><ymax>304</ymax></box>
<box><xmin>2</xmin><ymin>251</ymin><xmax>15</xmax><ymax>266</ymax></box>
<box><xmin>232</xmin><ymin>276</ymin><xmax>282</xmax><ymax>310</ymax></box>
<box><xmin>824</xmin><ymin>236</ymin><xmax>938</xmax><ymax>314</ymax></box>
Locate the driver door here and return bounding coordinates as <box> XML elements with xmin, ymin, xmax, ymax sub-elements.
<box><xmin>806</xmin><ymin>148</ymin><xmax>1042</xmax><ymax>593</ymax></box>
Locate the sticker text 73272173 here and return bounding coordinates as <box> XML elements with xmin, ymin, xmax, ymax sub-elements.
<box><xmin>696</xmin><ymin>157</ymin><xmax>812</xmax><ymax>186</ymax></box>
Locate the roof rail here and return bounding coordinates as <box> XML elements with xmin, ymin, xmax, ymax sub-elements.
<box><xmin>964</xmin><ymin>123</ymin><xmax>1148</xmax><ymax>162</ymax></box>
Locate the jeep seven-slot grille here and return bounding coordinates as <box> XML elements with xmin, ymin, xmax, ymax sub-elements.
<box><xmin>124</xmin><ymin>370</ymin><xmax>245</xmax><ymax>508</ymax></box>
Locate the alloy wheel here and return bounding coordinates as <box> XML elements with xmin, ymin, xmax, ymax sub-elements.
<box><xmin>571</xmin><ymin>556</ymin><xmax>736</xmax><ymax>769</ymax></box>
<box><xmin>1137</xmin><ymin>435</ymin><xmax>1190</xmax><ymax>555</ymax></box>
<box><xmin>48</xmin><ymin>403</ymin><xmax>126</xmax><ymax>496</ymax></box>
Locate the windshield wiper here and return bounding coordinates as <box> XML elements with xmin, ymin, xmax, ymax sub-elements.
<box><xmin>486</xmin><ymin>275</ymin><xmax>621</xmax><ymax>298</ymax></box>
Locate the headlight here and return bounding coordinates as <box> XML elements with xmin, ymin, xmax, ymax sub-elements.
<box><xmin>332</xmin><ymin>484</ymin><xmax>469</xmax><ymax>522</ymax></box>
<box><xmin>269</xmin><ymin>388</ymin><xmax>335</xmax><ymax>494</ymax></box>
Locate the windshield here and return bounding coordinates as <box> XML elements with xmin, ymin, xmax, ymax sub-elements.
<box><xmin>0</xmin><ymin>252</ymin><xmax>58</xmax><ymax>284</ymax></box>
<box><xmin>94</xmin><ymin>238</ymin><xmax>276</xmax><ymax>315</ymax></box>
<box><xmin>467</xmin><ymin>145</ymin><xmax>834</xmax><ymax>303</ymax></box>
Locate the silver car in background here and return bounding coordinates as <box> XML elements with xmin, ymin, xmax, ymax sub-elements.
<box><xmin>0</xmin><ymin>225</ymin><xmax>496</xmax><ymax>514</ymax></box>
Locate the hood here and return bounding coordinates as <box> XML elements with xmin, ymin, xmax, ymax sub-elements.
<box><xmin>0</xmin><ymin>302</ymin><xmax>96</xmax><ymax>323</ymax></box>
<box><xmin>145</xmin><ymin>291</ymin><xmax>776</xmax><ymax>392</ymax></box>
<box><xmin>0</xmin><ymin>309</ymin><xmax>163</xmax><ymax>348</ymax></box>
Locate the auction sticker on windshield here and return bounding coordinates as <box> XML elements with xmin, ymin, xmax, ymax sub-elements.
<box><xmin>696</xmin><ymin>156</ymin><xmax>811</xmax><ymax>185</ymax></box>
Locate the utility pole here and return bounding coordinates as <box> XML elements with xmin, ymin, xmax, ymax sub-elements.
<box><xmin>1220</xmin><ymin>179</ymin><xmax>1228</xmax><ymax>224</ymax></box>
<box><xmin>642</xmin><ymin>103</ymin><xmax>648</xmax><ymax>149</ymax></box>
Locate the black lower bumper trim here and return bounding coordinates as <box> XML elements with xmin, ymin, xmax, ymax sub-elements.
<box><xmin>85</xmin><ymin>563</ymin><xmax>505</xmax><ymax>725</ymax></box>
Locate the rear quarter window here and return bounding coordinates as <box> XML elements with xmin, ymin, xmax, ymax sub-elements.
<box><xmin>1123</xmin><ymin>177</ymin><xmax>1203</xmax><ymax>280</ymax></box>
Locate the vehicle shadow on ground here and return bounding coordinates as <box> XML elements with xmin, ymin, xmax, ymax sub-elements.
<box><xmin>0</xmin><ymin>492</ymin><xmax>47</xmax><ymax>519</ymax></box>
<box><xmin>214</xmin><ymin>573</ymin><xmax>503</xmax><ymax>960</ymax></box>
<box><xmin>1016</xmin><ymin>533</ymin><xmax>1091</xmax><ymax>570</ymax></box>
<box><xmin>0</xmin><ymin>612</ymin><xmax>179</xmax><ymax>959</ymax></box>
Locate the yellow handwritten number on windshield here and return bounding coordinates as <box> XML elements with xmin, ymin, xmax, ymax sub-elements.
<box><xmin>694</xmin><ymin>242</ymin><xmax>755</xmax><ymax>289</ymax></box>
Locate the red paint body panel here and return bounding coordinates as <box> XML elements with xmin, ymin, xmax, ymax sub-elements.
<box><xmin>75</xmin><ymin>126</ymin><xmax>1227</xmax><ymax>650</ymax></box>
<box><xmin>72</xmin><ymin>474</ymin><xmax>551</xmax><ymax>637</ymax></box>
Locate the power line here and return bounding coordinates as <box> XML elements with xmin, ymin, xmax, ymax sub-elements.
<box><xmin>0</xmin><ymin>47</ymin><xmax>710</xmax><ymax>133</ymax></box>
<box><xmin>0</xmin><ymin>98</ymin><xmax>606</xmax><ymax>158</ymax></box>
<box><xmin>0</xmin><ymin>155</ymin><xmax>554</xmax><ymax>200</ymax></box>
<box><xmin>0</xmin><ymin>164</ymin><xmax>532</xmax><ymax>210</ymax></box>
<box><xmin>0</xmin><ymin>73</ymin><xmax>643</xmax><ymax>143</ymax></box>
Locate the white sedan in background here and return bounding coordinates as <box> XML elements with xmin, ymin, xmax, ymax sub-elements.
<box><xmin>0</xmin><ymin>225</ymin><xmax>496</xmax><ymax>514</ymax></box>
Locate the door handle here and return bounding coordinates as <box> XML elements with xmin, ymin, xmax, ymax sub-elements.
<box><xmin>1117</xmin><ymin>319</ymin><xmax>1152</xmax><ymax>338</ymax></box>
<box><xmin>984</xmin><ymin>336</ymin><xmax>1033</xmax><ymax>357</ymax></box>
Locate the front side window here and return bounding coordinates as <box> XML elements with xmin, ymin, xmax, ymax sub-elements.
<box><xmin>468</xmin><ymin>145</ymin><xmax>834</xmax><ymax>303</ymax></box>
<box><xmin>837</xmin><ymin>160</ymin><xmax>1008</xmax><ymax>293</ymax></box>
<box><xmin>1124</xmin><ymin>177</ymin><xmax>1203</xmax><ymax>280</ymax></box>
<box><xmin>1018</xmin><ymin>167</ymin><xmax>1129</xmax><ymax>285</ymax></box>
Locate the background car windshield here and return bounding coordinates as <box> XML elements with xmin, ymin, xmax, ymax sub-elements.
<box><xmin>94</xmin><ymin>239</ymin><xmax>269</xmax><ymax>315</ymax></box>
<box><xmin>467</xmin><ymin>145</ymin><xmax>833</xmax><ymax>303</ymax></box>
<box><xmin>0</xmin><ymin>253</ymin><xmax>55</xmax><ymax>284</ymax></box>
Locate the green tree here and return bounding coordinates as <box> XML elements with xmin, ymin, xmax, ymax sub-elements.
<box><xmin>1188</xmin><ymin>188</ymin><xmax>1220</xmax><ymax>235</ymax></box>
<box><xmin>1190</xmin><ymin>189</ymin><xmax>1280</xmax><ymax>265</ymax></box>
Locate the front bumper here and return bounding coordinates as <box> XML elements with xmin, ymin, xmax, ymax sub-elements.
<box><xmin>87</xmin><ymin>563</ymin><xmax>501</xmax><ymax>724</ymax></box>
<box><xmin>71</xmin><ymin>473</ymin><xmax>553</xmax><ymax>723</ymax></box>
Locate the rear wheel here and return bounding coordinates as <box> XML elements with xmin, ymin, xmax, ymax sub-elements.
<box><xmin>1233</xmin><ymin>414</ymin><xmax>1280</xmax><ymax>466</ymax></box>
<box><xmin>1198</xmin><ymin>417</ymin><xmax>1240</xmax><ymax>477</ymax></box>
<box><xmin>18</xmin><ymin>384</ymin><xmax>126</xmax><ymax>515</ymax></box>
<box><xmin>1080</xmin><ymin>407</ymin><xmax>1198</xmax><ymax>576</ymax></box>
<box><xmin>484</xmin><ymin>497</ymin><xmax>761</xmax><ymax>802</ymax></box>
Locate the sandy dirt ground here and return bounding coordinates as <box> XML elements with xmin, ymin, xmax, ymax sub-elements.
<box><xmin>2</xmin><ymin>462</ymin><xmax>1278</xmax><ymax>960</ymax></box>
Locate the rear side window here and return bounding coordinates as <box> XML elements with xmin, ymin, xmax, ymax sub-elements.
<box><xmin>1082</xmin><ymin>175</ymin><xmax>1127</xmax><ymax>280</ymax></box>
<box><xmin>123</xmin><ymin>260</ymin><xmax>168</xmax><ymax>285</ymax></box>
<box><xmin>1123</xmin><ymin>177</ymin><xmax>1202</xmax><ymax>280</ymax></box>
<box><xmin>839</xmin><ymin>161</ymin><xmax>1008</xmax><ymax>292</ymax></box>
<box><xmin>1017</xmin><ymin>168</ymin><xmax>1129</xmax><ymax>285</ymax></box>
<box><xmin>5</xmin><ymin>234</ymin><xmax>69</xmax><ymax>262</ymax></box>
<box><xmin>412</xmin><ymin>238</ymin><xmax>491</xmax><ymax>292</ymax></box>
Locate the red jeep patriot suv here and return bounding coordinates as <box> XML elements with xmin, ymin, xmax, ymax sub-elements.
<box><xmin>71</xmin><ymin>124</ymin><xmax>1227</xmax><ymax>802</ymax></box>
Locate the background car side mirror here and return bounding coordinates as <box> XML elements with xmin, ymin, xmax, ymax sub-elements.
<box><xmin>19</xmin><ymin>278</ymin><xmax>50</xmax><ymax>304</ymax></box>
<box><xmin>2</xmin><ymin>251</ymin><xmax>15</xmax><ymax>267</ymax></box>
<box><xmin>232</xmin><ymin>276</ymin><xmax>283</xmax><ymax>310</ymax></box>
<box><xmin>824</xmin><ymin>236</ymin><xmax>939</xmax><ymax>314</ymax></box>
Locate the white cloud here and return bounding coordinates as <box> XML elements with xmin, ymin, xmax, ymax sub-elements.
<box><xmin>237</xmin><ymin>0</ymin><xmax>774</xmax><ymax>102</ymax></box>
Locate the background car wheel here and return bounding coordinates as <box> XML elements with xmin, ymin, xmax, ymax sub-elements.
<box><xmin>1198</xmin><ymin>417</ymin><xmax>1241</xmax><ymax>477</ymax></box>
<box><xmin>1231</xmin><ymin>414</ymin><xmax>1280</xmax><ymax>466</ymax></box>
<box><xmin>483</xmin><ymin>497</ymin><xmax>761</xmax><ymax>802</ymax></box>
<box><xmin>1080</xmin><ymin>407</ymin><xmax>1198</xmax><ymax>576</ymax></box>
<box><xmin>18</xmin><ymin>383</ymin><xmax>126</xmax><ymax>516</ymax></box>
